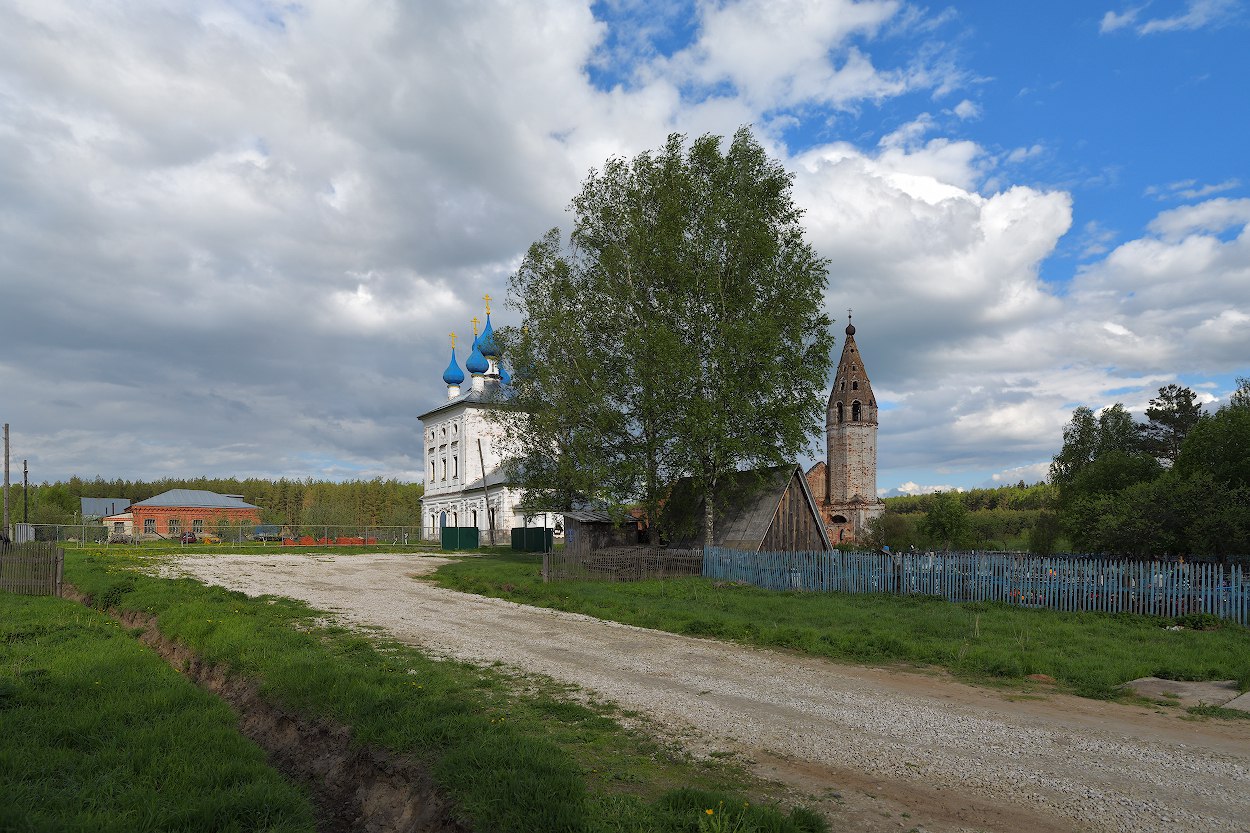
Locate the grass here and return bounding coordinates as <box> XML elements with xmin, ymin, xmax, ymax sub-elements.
<box><xmin>429</xmin><ymin>552</ymin><xmax>1250</xmax><ymax>701</ymax></box>
<box><xmin>0</xmin><ymin>593</ymin><xmax>317</xmax><ymax>833</ymax></box>
<box><xmin>62</xmin><ymin>551</ymin><xmax>826</xmax><ymax>833</ymax></box>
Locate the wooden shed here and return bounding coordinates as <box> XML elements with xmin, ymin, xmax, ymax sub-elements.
<box><xmin>660</xmin><ymin>464</ymin><xmax>833</xmax><ymax>552</ymax></box>
<box><xmin>562</xmin><ymin>509</ymin><xmax>644</xmax><ymax>549</ymax></box>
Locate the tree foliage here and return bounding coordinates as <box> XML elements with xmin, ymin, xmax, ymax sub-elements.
<box><xmin>1050</xmin><ymin>383</ymin><xmax>1250</xmax><ymax>556</ymax></box>
<box><xmin>919</xmin><ymin>491</ymin><xmax>971</xmax><ymax>551</ymax></box>
<box><xmin>497</xmin><ymin>129</ymin><xmax>835</xmax><ymax>541</ymax></box>
<box><xmin>1138</xmin><ymin>383</ymin><xmax>1204</xmax><ymax>464</ymax></box>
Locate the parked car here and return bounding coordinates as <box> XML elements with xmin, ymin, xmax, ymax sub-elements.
<box><xmin>179</xmin><ymin>531</ymin><xmax>197</xmax><ymax>544</ymax></box>
<box><xmin>253</xmin><ymin>525</ymin><xmax>282</xmax><ymax>542</ymax></box>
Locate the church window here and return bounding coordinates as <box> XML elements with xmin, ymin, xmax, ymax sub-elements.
<box><xmin>440</xmin><ymin>427</ymin><xmax>446</xmax><ymax>438</ymax></box>
<box><xmin>839</xmin><ymin>381</ymin><xmax>845</xmax><ymax>391</ymax></box>
<box><xmin>441</xmin><ymin>459</ymin><xmax>447</xmax><ymax>480</ymax></box>
<box><xmin>472</xmin><ymin>509</ymin><xmax>478</xmax><ymax>527</ymax></box>
<box><xmin>852</xmin><ymin>380</ymin><xmax>859</xmax><ymax>391</ymax></box>
<box><xmin>836</xmin><ymin>402</ymin><xmax>844</xmax><ymax>423</ymax></box>
<box><xmin>832</xmin><ymin>515</ymin><xmax>847</xmax><ymax>523</ymax></box>
<box><xmin>452</xmin><ymin>456</ymin><xmax>458</xmax><ymax>478</ymax></box>
<box><xmin>452</xmin><ymin>511</ymin><xmax>458</xmax><ymax>527</ymax></box>
<box><xmin>429</xmin><ymin>460</ymin><xmax>435</xmax><ymax>481</ymax></box>
<box><xmin>852</xmin><ymin>401</ymin><xmax>862</xmax><ymax>421</ymax></box>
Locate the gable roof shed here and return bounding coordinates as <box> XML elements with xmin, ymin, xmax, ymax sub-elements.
<box><xmin>661</xmin><ymin>464</ymin><xmax>833</xmax><ymax>552</ymax></box>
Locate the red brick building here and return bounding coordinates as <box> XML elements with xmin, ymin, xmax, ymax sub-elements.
<box><xmin>129</xmin><ymin>489</ymin><xmax>261</xmax><ymax>539</ymax></box>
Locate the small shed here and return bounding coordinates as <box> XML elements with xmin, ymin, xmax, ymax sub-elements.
<box><xmin>660</xmin><ymin>464</ymin><xmax>833</xmax><ymax>552</ymax></box>
<box><xmin>562</xmin><ymin>510</ymin><xmax>644</xmax><ymax>549</ymax></box>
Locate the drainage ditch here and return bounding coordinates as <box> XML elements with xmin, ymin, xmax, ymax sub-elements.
<box><xmin>68</xmin><ymin>587</ymin><xmax>468</xmax><ymax>833</ymax></box>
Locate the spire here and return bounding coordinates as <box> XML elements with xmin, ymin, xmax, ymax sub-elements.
<box><xmin>846</xmin><ymin>308</ymin><xmax>855</xmax><ymax>336</ymax></box>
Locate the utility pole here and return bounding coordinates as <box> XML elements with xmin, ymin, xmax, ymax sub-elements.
<box><xmin>3</xmin><ymin>423</ymin><xmax>10</xmax><ymax>538</ymax></box>
<box><xmin>24</xmin><ymin>459</ymin><xmax>29</xmax><ymax>523</ymax></box>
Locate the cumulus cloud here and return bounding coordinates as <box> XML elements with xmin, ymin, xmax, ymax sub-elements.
<box><xmin>0</xmin><ymin>0</ymin><xmax>1244</xmax><ymax>499</ymax></box>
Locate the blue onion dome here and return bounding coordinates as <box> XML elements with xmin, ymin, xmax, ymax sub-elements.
<box><xmin>442</xmin><ymin>348</ymin><xmax>465</xmax><ymax>385</ymax></box>
<box><xmin>465</xmin><ymin>343</ymin><xmax>489</xmax><ymax>375</ymax></box>
<box><xmin>498</xmin><ymin>362</ymin><xmax>511</xmax><ymax>385</ymax></box>
<box><xmin>478</xmin><ymin>313</ymin><xmax>500</xmax><ymax>358</ymax></box>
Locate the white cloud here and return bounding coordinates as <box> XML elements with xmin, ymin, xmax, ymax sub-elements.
<box><xmin>1145</xmin><ymin>178</ymin><xmax>1241</xmax><ymax>201</ymax></box>
<box><xmin>952</xmin><ymin>99</ymin><xmax>980</xmax><ymax>120</ymax></box>
<box><xmin>1101</xmin><ymin>0</ymin><xmax>1239</xmax><ymax>34</ymax></box>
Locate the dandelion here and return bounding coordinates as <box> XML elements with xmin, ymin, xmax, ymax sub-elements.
<box><xmin>705</xmin><ymin>809</ymin><xmax>714</xmax><ymax>815</ymax></box>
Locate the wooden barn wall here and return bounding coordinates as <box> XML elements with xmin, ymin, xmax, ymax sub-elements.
<box><xmin>762</xmin><ymin>473</ymin><xmax>828</xmax><ymax>552</ymax></box>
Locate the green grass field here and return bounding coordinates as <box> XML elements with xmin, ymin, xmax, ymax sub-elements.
<box><xmin>429</xmin><ymin>552</ymin><xmax>1250</xmax><ymax>701</ymax></box>
<box><xmin>0</xmin><ymin>593</ymin><xmax>317</xmax><ymax>833</ymax></box>
<box><xmin>52</xmin><ymin>551</ymin><xmax>826</xmax><ymax>833</ymax></box>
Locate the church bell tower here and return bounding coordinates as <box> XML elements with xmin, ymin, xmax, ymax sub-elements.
<box><xmin>822</xmin><ymin>314</ymin><xmax>884</xmax><ymax>542</ymax></box>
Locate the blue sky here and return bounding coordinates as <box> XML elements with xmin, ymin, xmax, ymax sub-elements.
<box><xmin>0</xmin><ymin>0</ymin><xmax>1246</xmax><ymax>496</ymax></box>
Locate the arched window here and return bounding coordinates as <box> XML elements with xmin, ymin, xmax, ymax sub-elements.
<box><xmin>452</xmin><ymin>456</ymin><xmax>458</xmax><ymax>478</ymax></box>
<box><xmin>439</xmin><ymin>511</ymin><xmax>447</xmax><ymax>529</ymax></box>
<box><xmin>839</xmin><ymin>381</ymin><xmax>845</xmax><ymax>391</ymax></box>
<box><xmin>851</xmin><ymin>380</ymin><xmax>859</xmax><ymax>391</ymax></box>
<box><xmin>852</xmin><ymin>401</ymin><xmax>862</xmax><ymax>421</ymax></box>
<box><xmin>441</xmin><ymin>459</ymin><xmax>447</xmax><ymax>480</ymax></box>
<box><xmin>472</xmin><ymin>509</ymin><xmax>478</xmax><ymax>527</ymax></box>
<box><xmin>836</xmin><ymin>401</ymin><xmax>844</xmax><ymax>423</ymax></box>
<box><xmin>452</xmin><ymin>511</ymin><xmax>458</xmax><ymax>527</ymax></box>
<box><xmin>429</xmin><ymin>461</ymin><xmax>435</xmax><ymax>481</ymax></box>
<box><xmin>832</xmin><ymin>515</ymin><xmax>848</xmax><ymax>523</ymax></box>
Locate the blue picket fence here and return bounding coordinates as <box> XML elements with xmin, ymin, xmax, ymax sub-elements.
<box><xmin>703</xmin><ymin>547</ymin><xmax>1250</xmax><ymax>626</ymax></box>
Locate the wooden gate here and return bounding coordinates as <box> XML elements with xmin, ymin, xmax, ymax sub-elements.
<box><xmin>0</xmin><ymin>542</ymin><xmax>65</xmax><ymax>597</ymax></box>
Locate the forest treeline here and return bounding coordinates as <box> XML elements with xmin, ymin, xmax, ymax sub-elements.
<box><xmin>868</xmin><ymin>380</ymin><xmax>1250</xmax><ymax>557</ymax></box>
<box><xmin>19</xmin><ymin>476</ymin><xmax>425</xmax><ymax>528</ymax></box>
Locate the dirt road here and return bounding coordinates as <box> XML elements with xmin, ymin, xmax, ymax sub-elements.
<box><xmin>166</xmin><ymin>553</ymin><xmax>1250</xmax><ymax>833</ymax></box>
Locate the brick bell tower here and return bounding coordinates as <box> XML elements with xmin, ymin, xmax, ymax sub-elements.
<box><xmin>821</xmin><ymin>313</ymin><xmax>884</xmax><ymax>543</ymax></box>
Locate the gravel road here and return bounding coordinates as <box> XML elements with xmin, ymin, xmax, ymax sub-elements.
<box><xmin>165</xmin><ymin>553</ymin><xmax>1250</xmax><ymax>833</ymax></box>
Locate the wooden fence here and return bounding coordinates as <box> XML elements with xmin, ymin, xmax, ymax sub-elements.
<box><xmin>544</xmin><ymin>544</ymin><xmax>703</xmax><ymax>582</ymax></box>
<box><xmin>0</xmin><ymin>542</ymin><xmax>65</xmax><ymax>597</ymax></box>
<box><xmin>704</xmin><ymin>548</ymin><xmax>1250</xmax><ymax>626</ymax></box>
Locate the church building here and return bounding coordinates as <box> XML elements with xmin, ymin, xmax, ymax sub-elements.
<box><xmin>806</xmin><ymin>315</ymin><xmax>885</xmax><ymax>543</ymax></box>
<box><xmin>418</xmin><ymin>298</ymin><xmax>537</xmax><ymax>543</ymax></box>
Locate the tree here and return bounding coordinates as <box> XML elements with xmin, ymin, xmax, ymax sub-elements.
<box><xmin>919</xmin><ymin>491</ymin><xmax>971</xmax><ymax>551</ymax></box>
<box><xmin>498</xmin><ymin>129</ymin><xmax>835</xmax><ymax>541</ymax></box>
<box><xmin>1228</xmin><ymin>376</ymin><xmax>1250</xmax><ymax>410</ymax></box>
<box><xmin>1095</xmin><ymin>404</ymin><xmax>1141</xmax><ymax>458</ymax></box>
<box><xmin>1050</xmin><ymin>406</ymin><xmax>1098</xmax><ymax>487</ymax></box>
<box><xmin>1174</xmin><ymin>404</ymin><xmax>1250</xmax><ymax>491</ymax></box>
<box><xmin>1138</xmin><ymin>384</ymin><xmax>1204</xmax><ymax>464</ymax></box>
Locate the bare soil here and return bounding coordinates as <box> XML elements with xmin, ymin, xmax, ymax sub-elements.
<box><xmin>165</xmin><ymin>553</ymin><xmax>1250</xmax><ymax>833</ymax></box>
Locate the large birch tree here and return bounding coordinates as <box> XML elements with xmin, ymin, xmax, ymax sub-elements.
<box><xmin>496</xmin><ymin>128</ymin><xmax>835</xmax><ymax>543</ymax></box>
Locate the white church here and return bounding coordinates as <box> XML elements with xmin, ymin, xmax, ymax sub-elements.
<box><xmin>418</xmin><ymin>298</ymin><xmax>550</xmax><ymax>542</ymax></box>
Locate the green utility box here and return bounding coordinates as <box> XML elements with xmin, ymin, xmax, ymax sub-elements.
<box><xmin>440</xmin><ymin>526</ymin><xmax>480</xmax><ymax>550</ymax></box>
<box><xmin>510</xmin><ymin>527</ymin><xmax>554</xmax><ymax>552</ymax></box>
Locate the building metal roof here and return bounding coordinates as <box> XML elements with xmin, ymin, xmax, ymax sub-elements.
<box><xmin>130</xmin><ymin>489</ymin><xmax>260</xmax><ymax>510</ymax></box>
<box><xmin>80</xmin><ymin>497</ymin><xmax>131</xmax><ymax>519</ymax></box>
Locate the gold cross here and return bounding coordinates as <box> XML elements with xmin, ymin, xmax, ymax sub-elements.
<box><xmin>471</xmin><ymin>316</ymin><xmax>479</xmax><ymax>336</ymax></box>
<box><xmin>483</xmin><ymin>293</ymin><xmax>492</xmax><ymax>315</ymax></box>
<box><xmin>449</xmin><ymin>332</ymin><xmax>456</xmax><ymax>349</ymax></box>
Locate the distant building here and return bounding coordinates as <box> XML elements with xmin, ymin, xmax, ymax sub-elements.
<box><xmin>807</xmin><ymin>316</ymin><xmax>885</xmax><ymax>543</ymax></box>
<box><xmin>128</xmin><ymin>489</ymin><xmax>261</xmax><ymax>539</ymax></box>
<box><xmin>80</xmin><ymin>497</ymin><xmax>130</xmax><ymax>521</ymax></box>
<box><xmin>102</xmin><ymin>511</ymin><xmax>134</xmax><ymax>537</ymax></box>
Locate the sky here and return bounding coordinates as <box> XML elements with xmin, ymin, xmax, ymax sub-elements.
<box><xmin>1</xmin><ymin>0</ymin><xmax>1247</xmax><ymax>497</ymax></box>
